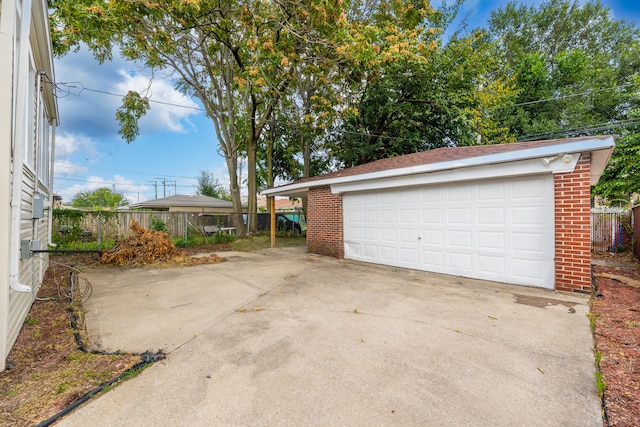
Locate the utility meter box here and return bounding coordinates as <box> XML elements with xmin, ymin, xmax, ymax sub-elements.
<box><xmin>33</xmin><ymin>193</ymin><xmax>44</xmax><ymax>219</ymax></box>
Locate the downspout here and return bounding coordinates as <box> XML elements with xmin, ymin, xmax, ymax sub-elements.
<box><xmin>9</xmin><ymin>0</ymin><xmax>33</xmax><ymax>293</ymax></box>
<box><xmin>47</xmin><ymin>124</ymin><xmax>56</xmax><ymax>247</ymax></box>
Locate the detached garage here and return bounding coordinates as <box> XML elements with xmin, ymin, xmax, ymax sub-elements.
<box><xmin>262</xmin><ymin>136</ymin><xmax>615</xmax><ymax>292</ymax></box>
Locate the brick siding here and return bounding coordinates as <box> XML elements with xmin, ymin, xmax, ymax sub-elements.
<box><xmin>554</xmin><ymin>154</ymin><xmax>592</xmax><ymax>293</ymax></box>
<box><xmin>307</xmin><ymin>186</ymin><xmax>344</xmax><ymax>258</ymax></box>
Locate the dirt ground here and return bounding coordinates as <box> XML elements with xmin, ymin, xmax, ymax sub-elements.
<box><xmin>1</xmin><ymin>250</ymin><xmax>638</xmax><ymax>426</ymax></box>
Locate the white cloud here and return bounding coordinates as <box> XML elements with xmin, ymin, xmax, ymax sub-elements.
<box><xmin>55</xmin><ymin>132</ymin><xmax>98</xmax><ymax>160</ymax></box>
<box><xmin>54</xmin><ymin>160</ymin><xmax>88</xmax><ymax>176</ymax></box>
<box><xmin>114</xmin><ymin>71</ymin><xmax>201</xmax><ymax>134</ymax></box>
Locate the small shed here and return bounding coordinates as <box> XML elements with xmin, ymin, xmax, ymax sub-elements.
<box><xmin>127</xmin><ymin>194</ymin><xmax>235</xmax><ymax>214</ymax></box>
<box><xmin>262</xmin><ymin>136</ymin><xmax>615</xmax><ymax>292</ymax></box>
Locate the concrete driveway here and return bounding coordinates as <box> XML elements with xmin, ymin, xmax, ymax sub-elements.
<box><xmin>59</xmin><ymin>247</ymin><xmax>601</xmax><ymax>426</ymax></box>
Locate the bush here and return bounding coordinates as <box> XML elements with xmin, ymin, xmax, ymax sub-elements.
<box><xmin>149</xmin><ymin>216</ymin><xmax>169</xmax><ymax>233</ymax></box>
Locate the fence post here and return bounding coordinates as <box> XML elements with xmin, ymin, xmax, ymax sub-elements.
<box><xmin>98</xmin><ymin>213</ymin><xmax>102</xmax><ymax>251</ymax></box>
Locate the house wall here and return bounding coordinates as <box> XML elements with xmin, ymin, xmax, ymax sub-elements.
<box><xmin>554</xmin><ymin>154</ymin><xmax>592</xmax><ymax>293</ymax></box>
<box><xmin>308</xmin><ymin>157</ymin><xmax>596</xmax><ymax>293</ymax></box>
<box><xmin>1</xmin><ymin>0</ymin><xmax>57</xmax><ymax>371</ymax></box>
<box><xmin>307</xmin><ymin>186</ymin><xmax>344</xmax><ymax>258</ymax></box>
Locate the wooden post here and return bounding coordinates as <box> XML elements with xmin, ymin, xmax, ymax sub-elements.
<box><xmin>270</xmin><ymin>196</ymin><xmax>276</xmax><ymax>248</ymax></box>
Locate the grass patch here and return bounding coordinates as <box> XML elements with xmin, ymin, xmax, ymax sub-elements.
<box><xmin>231</xmin><ymin>234</ymin><xmax>306</xmax><ymax>252</ymax></box>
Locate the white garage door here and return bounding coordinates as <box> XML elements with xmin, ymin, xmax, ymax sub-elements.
<box><xmin>343</xmin><ymin>175</ymin><xmax>555</xmax><ymax>288</ymax></box>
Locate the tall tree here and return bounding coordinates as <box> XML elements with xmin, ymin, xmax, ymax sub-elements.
<box><xmin>330</xmin><ymin>4</ymin><xmax>516</xmax><ymax>167</ymax></box>
<box><xmin>487</xmin><ymin>0</ymin><xmax>640</xmax><ymax>138</ymax></box>
<box><xmin>50</xmin><ymin>0</ymin><xmax>346</xmax><ymax>233</ymax></box>
<box><xmin>486</xmin><ymin>0</ymin><xmax>640</xmax><ymax>202</ymax></box>
<box><xmin>71</xmin><ymin>187</ymin><xmax>130</xmax><ymax>209</ymax></box>
<box><xmin>195</xmin><ymin>170</ymin><xmax>230</xmax><ymax>200</ymax></box>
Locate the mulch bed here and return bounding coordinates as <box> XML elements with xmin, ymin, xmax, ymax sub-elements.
<box><xmin>592</xmin><ymin>253</ymin><xmax>640</xmax><ymax>426</ymax></box>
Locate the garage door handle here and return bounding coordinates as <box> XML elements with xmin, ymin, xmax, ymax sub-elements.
<box><xmin>418</xmin><ymin>237</ymin><xmax>422</xmax><ymax>240</ymax></box>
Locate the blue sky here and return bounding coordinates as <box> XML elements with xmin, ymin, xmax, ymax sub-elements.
<box><xmin>52</xmin><ymin>0</ymin><xmax>640</xmax><ymax>204</ymax></box>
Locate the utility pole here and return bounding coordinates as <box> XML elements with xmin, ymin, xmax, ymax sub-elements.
<box><xmin>155</xmin><ymin>177</ymin><xmax>166</xmax><ymax>198</ymax></box>
<box><xmin>167</xmin><ymin>180</ymin><xmax>177</xmax><ymax>196</ymax></box>
<box><xmin>148</xmin><ymin>180</ymin><xmax>158</xmax><ymax>199</ymax></box>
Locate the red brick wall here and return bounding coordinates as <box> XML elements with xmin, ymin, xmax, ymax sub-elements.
<box><xmin>554</xmin><ymin>154</ymin><xmax>592</xmax><ymax>293</ymax></box>
<box><xmin>307</xmin><ymin>186</ymin><xmax>344</xmax><ymax>258</ymax></box>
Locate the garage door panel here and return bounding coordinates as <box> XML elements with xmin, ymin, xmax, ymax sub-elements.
<box><xmin>513</xmin><ymin>206</ymin><xmax>547</xmax><ymax>225</ymax></box>
<box><xmin>449</xmin><ymin>186</ymin><xmax>472</xmax><ymax>201</ymax></box>
<box><xmin>362</xmin><ymin>227</ymin><xmax>377</xmax><ymax>240</ymax></box>
<box><xmin>363</xmin><ymin>209</ymin><xmax>377</xmax><ymax>223</ymax></box>
<box><xmin>400</xmin><ymin>248</ymin><xmax>419</xmax><ymax>264</ymax></box>
<box><xmin>379</xmin><ymin>192</ymin><xmax>397</xmax><ymax>206</ymax></box>
<box><xmin>512</xmin><ymin>258</ymin><xmax>547</xmax><ymax>280</ymax></box>
<box><xmin>343</xmin><ymin>175</ymin><xmax>555</xmax><ymax>289</ymax></box>
<box><xmin>400</xmin><ymin>209</ymin><xmax>418</xmax><ymax>224</ymax></box>
<box><xmin>448</xmin><ymin>208</ymin><xmax>472</xmax><ymax>224</ymax></box>
<box><xmin>423</xmin><ymin>229</ymin><xmax>443</xmax><ymax>245</ymax></box>
<box><xmin>478</xmin><ymin>254</ymin><xmax>506</xmax><ymax>274</ymax></box>
<box><xmin>478</xmin><ymin>207</ymin><xmax>505</xmax><ymax>225</ymax></box>
<box><xmin>380</xmin><ymin>228</ymin><xmax>396</xmax><ymax>242</ymax></box>
<box><xmin>477</xmin><ymin>181</ymin><xmax>505</xmax><ymax>200</ymax></box>
<box><xmin>380</xmin><ymin>246</ymin><xmax>397</xmax><ymax>261</ymax></box>
<box><xmin>449</xmin><ymin>252</ymin><xmax>473</xmax><ymax>270</ymax></box>
<box><xmin>422</xmin><ymin>209</ymin><xmax>442</xmax><ymax>223</ymax></box>
<box><xmin>399</xmin><ymin>229</ymin><xmax>418</xmax><ymax>243</ymax></box>
<box><xmin>423</xmin><ymin>250</ymin><xmax>444</xmax><ymax>267</ymax></box>
<box><xmin>422</xmin><ymin>187</ymin><xmax>443</xmax><ymax>202</ymax></box>
<box><xmin>477</xmin><ymin>231</ymin><xmax>505</xmax><ymax>250</ymax></box>
<box><xmin>449</xmin><ymin>230</ymin><xmax>472</xmax><ymax>248</ymax></box>
<box><xmin>380</xmin><ymin>210</ymin><xmax>396</xmax><ymax>223</ymax></box>
<box><xmin>512</xmin><ymin>232</ymin><xmax>545</xmax><ymax>252</ymax></box>
<box><xmin>363</xmin><ymin>245</ymin><xmax>378</xmax><ymax>258</ymax></box>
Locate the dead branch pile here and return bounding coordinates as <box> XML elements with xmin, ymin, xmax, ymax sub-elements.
<box><xmin>100</xmin><ymin>219</ymin><xmax>226</xmax><ymax>268</ymax></box>
<box><xmin>101</xmin><ymin>219</ymin><xmax>178</xmax><ymax>266</ymax></box>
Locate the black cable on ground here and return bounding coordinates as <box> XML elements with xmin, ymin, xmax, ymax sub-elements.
<box><xmin>33</xmin><ymin>264</ymin><xmax>166</xmax><ymax>426</ymax></box>
<box><xmin>591</xmin><ymin>264</ymin><xmax>610</xmax><ymax>427</ymax></box>
<box><xmin>34</xmin><ymin>351</ymin><xmax>165</xmax><ymax>427</ymax></box>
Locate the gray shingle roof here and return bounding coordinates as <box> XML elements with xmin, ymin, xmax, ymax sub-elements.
<box><xmin>129</xmin><ymin>194</ymin><xmax>233</xmax><ymax>209</ymax></box>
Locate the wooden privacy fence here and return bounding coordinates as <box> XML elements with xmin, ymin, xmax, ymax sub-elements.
<box><xmin>52</xmin><ymin>211</ymin><xmax>235</xmax><ymax>248</ymax></box>
<box><xmin>591</xmin><ymin>209</ymin><xmax>632</xmax><ymax>253</ymax></box>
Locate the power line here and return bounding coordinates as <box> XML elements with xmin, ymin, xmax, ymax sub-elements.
<box><xmin>54</xmin><ymin>160</ymin><xmax>198</xmax><ymax>180</ymax></box>
<box><xmin>510</xmin><ymin>82</ymin><xmax>639</xmax><ymax>107</ymax></box>
<box><xmin>54</xmin><ymin>81</ymin><xmax>205</xmax><ymax>111</ymax></box>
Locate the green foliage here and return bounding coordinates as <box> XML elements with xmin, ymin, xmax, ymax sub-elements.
<box><xmin>70</xmin><ymin>187</ymin><xmax>130</xmax><ymax>209</ymax></box>
<box><xmin>331</xmin><ymin>9</ymin><xmax>516</xmax><ymax>166</ymax></box>
<box><xmin>116</xmin><ymin>91</ymin><xmax>150</xmax><ymax>143</ymax></box>
<box><xmin>149</xmin><ymin>216</ymin><xmax>169</xmax><ymax>233</ymax></box>
<box><xmin>195</xmin><ymin>170</ymin><xmax>230</xmax><ymax>200</ymax></box>
<box><xmin>488</xmin><ymin>0</ymin><xmax>640</xmax><ymax>140</ymax></box>
<box><xmin>52</xmin><ymin>209</ymin><xmax>119</xmax><ymax>250</ymax></box>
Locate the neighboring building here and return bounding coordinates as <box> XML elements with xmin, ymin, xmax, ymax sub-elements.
<box><xmin>127</xmin><ymin>194</ymin><xmax>236</xmax><ymax>214</ymax></box>
<box><xmin>263</xmin><ymin>136</ymin><xmax>615</xmax><ymax>293</ymax></box>
<box><xmin>1</xmin><ymin>0</ymin><xmax>59</xmax><ymax>370</ymax></box>
<box><xmin>257</xmin><ymin>196</ymin><xmax>303</xmax><ymax>212</ymax></box>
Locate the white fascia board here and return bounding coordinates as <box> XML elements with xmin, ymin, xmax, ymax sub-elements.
<box><xmin>262</xmin><ymin>136</ymin><xmax>614</xmax><ymax>197</ymax></box>
<box><xmin>261</xmin><ymin>186</ymin><xmax>310</xmax><ymax>198</ymax></box>
<box><xmin>330</xmin><ymin>155</ymin><xmax>579</xmax><ymax>194</ymax></box>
